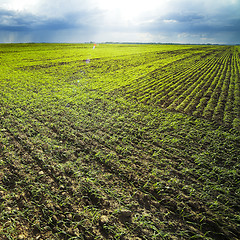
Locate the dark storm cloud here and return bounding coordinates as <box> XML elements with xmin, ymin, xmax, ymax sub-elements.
<box><xmin>0</xmin><ymin>8</ymin><xmax>99</xmax><ymax>32</ymax></box>
<box><xmin>142</xmin><ymin>11</ymin><xmax>239</xmax><ymax>32</ymax></box>
<box><xmin>0</xmin><ymin>9</ymin><xmax>32</xmax><ymax>31</ymax></box>
<box><xmin>138</xmin><ymin>9</ymin><xmax>240</xmax><ymax>44</ymax></box>
<box><xmin>0</xmin><ymin>4</ymin><xmax>105</xmax><ymax>43</ymax></box>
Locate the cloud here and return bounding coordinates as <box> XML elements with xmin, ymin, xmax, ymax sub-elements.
<box><xmin>0</xmin><ymin>0</ymin><xmax>239</xmax><ymax>44</ymax></box>
<box><xmin>0</xmin><ymin>7</ymin><xmax>102</xmax><ymax>31</ymax></box>
<box><xmin>137</xmin><ymin>5</ymin><xmax>240</xmax><ymax>44</ymax></box>
<box><xmin>0</xmin><ymin>9</ymin><xmax>33</xmax><ymax>31</ymax></box>
<box><xmin>0</xmin><ymin>3</ymin><xmax>104</xmax><ymax>42</ymax></box>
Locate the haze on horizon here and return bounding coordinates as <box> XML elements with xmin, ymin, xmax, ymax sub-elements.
<box><xmin>0</xmin><ymin>0</ymin><xmax>240</xmax><ymax>44</ymax></box>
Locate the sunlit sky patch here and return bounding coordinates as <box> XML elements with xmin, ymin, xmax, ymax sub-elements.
<box><xmin>0</xmin><ymin>0</ymin><xmax>240</xmax><ymax>44</ymax></box>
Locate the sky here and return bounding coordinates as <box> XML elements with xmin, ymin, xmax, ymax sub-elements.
<box><xmin>0</xmin><ymin>0</ymin><xmax>240</xmax><ymax>44</ymax></box>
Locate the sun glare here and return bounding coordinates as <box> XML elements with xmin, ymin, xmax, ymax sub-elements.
<box><xmin>4</xmin><ymin>0</ymin><xmax>40</xmax><ymax>12</ymax></box>
<box><xmin>96</xmin><ymin>0</ymin><xmax>158</xmax><ymax>22</ymax></box>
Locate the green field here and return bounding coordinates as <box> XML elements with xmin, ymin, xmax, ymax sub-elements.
<box><xmin>0</xmin><ymin>43</ymin><xmax>240</xmax><ymax>239</ymax></box>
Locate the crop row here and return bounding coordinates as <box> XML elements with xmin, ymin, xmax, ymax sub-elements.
<box><xmin>122</xmin><ymin>46</ymin><xmax>240</xmax><ymax>128</ymax></box>
<box><xmin>177</xmin><ymin>49</ymin><xmax>231</xmax><ymax>115</ymax></box>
